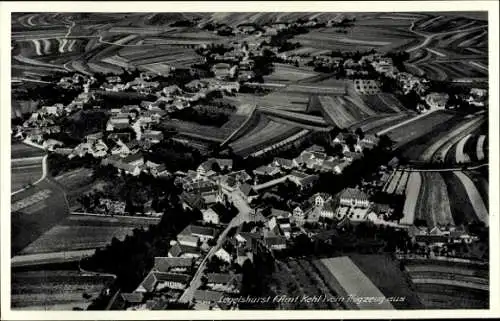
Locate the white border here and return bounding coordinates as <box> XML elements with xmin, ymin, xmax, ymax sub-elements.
<box><xmin>1</xmin><ymin>1</ymin><xmax>498</xmax><ymax>320</ymax></box>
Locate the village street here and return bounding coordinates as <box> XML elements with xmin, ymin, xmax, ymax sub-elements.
<box><xmin>178</xmin><ymin>189</ymin><xmax>265</xmax><ymax>303</ymax></box>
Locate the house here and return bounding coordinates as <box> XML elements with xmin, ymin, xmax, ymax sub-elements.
<box><xmin>212</xmin><ymin>63</ymin><xmax>237</xmax><ymax>80</ymax></box>
<box><xmin>152</xmin><ymin>257</ymin><xmax>194</xmax><ymax>274</ymax></box>
<box><xmin>272</xmin><ymin>157</ymin><xmax>298</xmax><ymax>170</ymax></box>
<box><xmin>293</xmin><ymin>206</ymin><xmax>306</xmax><ymax>225</ymax></box>
<box><xmin>101</xmin><ymin>153</ymin><xmax>144</xmax><ymax>176</ymax></box>
<box><xmin>216</xmin><ymin>170</ymin><xmax>252</xmax><ymax>192</ymax></box>
<box><xmin>106</xmin><ymin>76</ymin><xmax>122</xmax><ymax>83</ymax></box>
<box><xmin>106</xmin><ymin>117</ymin><xmax>130</xmax><ymax>131</ymax></box>
<box><xmin>197</xmin><ymin>158</ymin><xmax>233</xmax><ymax>176</ymax></box>
<box><xmin>179</xmin><ymin>224</ymin><xmax>218</xmax><ymax>242</ymax></box>
<box><xmin>54</xmin><ymin>147</ymin><xmax>73</xmax><ymax>156</ymax></box>
<box><xmin>85</xmin><ymin>131</ymin><xmax>104</xmax><ymax>144</ymax></box>
<box><xmin>180</xmin><ymin>192</ymin><xmax>206</xmax><ymax>210</ymax></box>
<box><xmin>99</xmin><ymin>199</ymin><xmax>126</xmax><ymax>215</ymax></box>
<box><xmin>214</xmin><ymin>248</ymin><xmax>232</xmax><ymax>263</ymax></box>
<box><xmin>178</xmin><ymin>233</ymin><xmax>199</xmax><ymax>247</ymax></box>
<box><xmin>237</xmin><ymin>23</ymin><xmax>257</xmax><ymax>34</ymax></box>
<box><xmin>90</xmin><ymin>139</ymin><xmax>109</xmax><ymax>158</ymax></box>
<box><xmin>425</xmin><ymin>92</ymin><xmax>449</xmax><ymax>109</ymax></box>
<box><xmin>288</xmin><ymin>170</ymin><xmax>319</xmax><ymax>190</ymax></box>
<box><xmin>202</xmin><ymin>207</ymin><xmax>221</xmax><ymax>225</ymax></box>
<box><xmin>120</xmin><ymin>292</ymin><xmax>145</xmax><ymax>306</ymax></box>
<box><xmin>135</xmin><ymin>271</ymin><xmax>191</xmax><ymax>293</ymax></box>
<box><xmin>40</xmin><ymin>104</ymin><xmax>63</xmax><ymax>116</ymax></box>
<box><xmin>253</xmin><ymin>164</ymin><xmax>281</xmax><ymax>177</ymax></box>
<box><xmin>43</xmin><ymin>139</ymin><xmax>63</xmax><ymax>151</ymax></box>
<box><xmin>205</xmin><ymin>273</ymin><xmax>242</xmax><ymax>293</ymax></box>
<box><xmin>193</xmin><ymin>289</ymin><xmax>224</xmax><ymax>306</ymax></box>
<box><xmin>264</xmin><ymin>235</ymin><xmax>287</xmax><ymax>250</ymax></box>
<box><xmin>238</xmin><ymin>183</ymin><xmax>258</xmax><ymax>203</ymax></box>
<box><xmin>162</xmin><ymin>85</ymin><xmax>181</xmax><ymax>97</ymax></box>
<box><xmin>339</xmin><ymin>188</ymin><xmax>370</xmax><ymax>208</ymax></box>
<box><xmin>142</xmin><ymin>130</ymin><xmax>164</xmax><ymax>143</ymax></box>
<box><xmin>168</xmin><ymin>242</ymin><xmax>202</xmax><ymax>258</ymax></box>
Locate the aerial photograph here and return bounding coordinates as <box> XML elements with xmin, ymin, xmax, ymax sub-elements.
<box><xmin>10</xmin><ymin>11</ymin><xmax>489</xmax><ymax>311</ymax></box>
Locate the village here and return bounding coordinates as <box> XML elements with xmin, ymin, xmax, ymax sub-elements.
<box><xmin>10</xmin><ymin>12</ymin><xmax>490</xmax><ymax>312</ymax></box>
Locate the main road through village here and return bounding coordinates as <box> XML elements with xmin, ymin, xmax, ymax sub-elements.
<box><xmin>178</xmin><ymin>187</ymin><xmax>266</xmax><ymax>303</ymax></box>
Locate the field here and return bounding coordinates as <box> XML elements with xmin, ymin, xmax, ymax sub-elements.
<box><xmin>294</xmin><ymin>22</ymin><xmax>416</xmax><ymax>53</ymax></box>
<box><xmin>11</xmin><ymin>178</ymin><xmax>70</xmax><ymax>255</ymax></box>
<box><xmin>400</xmin><ymin>170</ymin><xmax>489</xmax><ymax>228</ymax></box>
<box><xmin>316</xmin><ymin>256</ymin><xmax>395</xmax><ymax>309</ymax></box>
<box><xmin>271</xmin><ymin>258</ymin><xmax>342</xmax><ymax>309</ymax></box>
<box><xmin>11</xmin><ymin>157</ymin><xmax>44</xmax><ymax>192</ymax></box>
<box><xmin>11</xmin><ymin>270</ymin><xmax>114</xmax><ymax>310</ymax></box>
<box><xmin>348</xmin><ymin>254</ymin><xmax>422</xmax><ymax>309</ymax></box>
<box><xmin>446</xmin><ymin>133</ymin><xmax>488</xmax><ymax>165</ymax></box>
<box><xmin>271</xmin><ymin>255</ymin><xmax>421</xmax><ymax>310</ymax></box>
<box><xmin>264</xmin><ymin>63</ymin><xmax>319</xmax><ymax>83</ymax></box>
<box><xmin>401</xmin><ymin>172</ymin><xmax>422</xmax><ymax>225</ymax></box>
<box><xmin>228</xmin><ymin>113</ymin><xmax>303</xmax><ymax>157</ymax></box>
<box><xmin>417</xmin><ymin>115</ymin><xmax>486</xmax><ymax>163</ymax></box>
<box><xmin>402</xmin><ymin>260</ymin><xmax>488</xmax><ymax>309</ymax></box>
<box><xmin>316</xmin><ymin>95</ymin><xmax>374</xmax><ymax>129</ymax></box>
<box><xmin>249</xmin><ymin>92</ymin><xmax>311</xmax><ymax>112</ymax></box>
<box><xmin>414</xmin><ymin>172</ymin><xmax>454</xmax><ymax>227</ymax></box>
<box><xmin>11</xmin><ymin>143</ymin><xmax>46</xmax><ymax>159</ymax></box>
<box><xmin>20</xmin><ymin>214</ymin><xmax>157</xmax><ymax>255</ymax></box>
<box><xmin>407</xmin><ymin>15</ymin><xmax>488</xmax><ymax>81</ymax></box>
<box><xmin>383</xmin><ymin>111</ymin><xmax>457</xmax><ymax>149</ymax></box>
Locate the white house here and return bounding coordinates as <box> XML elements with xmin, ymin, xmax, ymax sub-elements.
<box><xmin>214</xmin><ymin>248</ymin><xmax>232</xmax><ymax>263</ymax></box>
<box><xmin>202</xmin><ymin>208</ymin><xmax>220</xmax><ymax>225</ymax></box>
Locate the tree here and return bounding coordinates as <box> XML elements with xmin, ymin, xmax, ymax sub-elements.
<box><xmin>355</xmin><ymin>127</ymin><xmax>365</xmax><ymax>140</ymax></box>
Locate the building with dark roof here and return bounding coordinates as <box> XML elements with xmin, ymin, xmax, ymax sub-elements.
<box><xmin>152</xmin><ymin>257</ymin><xmax>194</xmax><ymax>274</ymax></box>
<box><xmin>339</xmin><ymin>188</ymin><xmax>370</xmax><ymax>208</ymax></box>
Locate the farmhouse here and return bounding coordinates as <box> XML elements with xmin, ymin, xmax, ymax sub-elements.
<box><xmin>197</xmin><ymin>158</ymin><xmax>233</xmax><ymax>176</ymax></box>
<box><xmin>152</xmin><ymin>257</ymin><xmax>194</xmax><ymax>274</ymax></box>
<box><xmin>339</xmin><ymin>188</ymin><xmax>370</xmax><ymax>208</ymax></box>
<box><xmin>106</xmin><ymin>117</ymin><xmax>130</xmax><ymax>131</ymax></box>
<box><xmin>253</xmin><ymin>164</ymin><xmax>281</xmax><ymax>177</ymax></box>
<box><xmin>120</xmin><ymin>292</ymin><xmax>145</xmax><ymax>307</ymax></box>
<box><xmin>193</xmin><ymin>289</ymin><xmax>224</xmax><ymax>307</ymax></box>
<box><xmin>212</xmin><ymin>63</ymin><xmax>238</xmax><ymax>80</ymax></box>
<box><xmin>272</xmin><ymin>157</ymin><xmax>298</xmax><ymax>170</ymax></box>
<box><xmin>202</xmin><ymin>207</ymin><xmax>221</xmax><ymax>225</ymax></box>
<box><xmin>205</xmin><ymin>273</ymin><xmax>242</xmax><ymax>293</ymax></box>
<box><xmin>238</xmin><ymin>183</ymin><xmax>258</xmax><ymax>203</ymax></box>
<box><xmin>135</xmin><ymin>271</ymin><xmax>191</xmax><ymax>293</ymax></box>
<box><xmin>179</xmin><ymin>224</ymin><xmax>218</xmax><ymax>243</ymax></box>
<box><xmin>40</xmin><ymin>104</ymin><xmax>63</xmax><ymax>116</ymax></box>
<box><xmin>180</xmin><ymin>191</ymin><xmax>206</xmax><ymax>210</ymax></box>
<box><xmin>214</xmin><ymin>248</ymin><xmax>232</xmax><ymax>263</ymax></box>
<box><xmin>201</xmin><ymin>188</ymin><xmax>224</xmax><ymax>206</ymax></box>
<box><xmin>288</xmin><ymin>170</ymin><xmax>319</xmax><ymax>190</ymax></box>
<box><xmin>216</xmin><ymin>170</ymin><xmax>252</xmax><ymax>191</ymax></box>
<box><xmin>43</xmin><ymin>139</ymin><xmax>63</xmax><ymax>151</ymax></box>
<box><xmin>168</xmin><ymin>242</ymin><xmax>202</xmax><ymax>258</ymax></box>
<box><xmin>293</xmin><ymin>206</ymin><xmax>306</xmax><ymax>225</ymax></box>
<box><xmin>264</xmin><ymin>234</ymin><xmax>287</xmax><ymax>250</ymax></box>
<box><xmin>425</xmin><ymin>92</ymin><xmax>449</xmax><ymax>109</ymax></box>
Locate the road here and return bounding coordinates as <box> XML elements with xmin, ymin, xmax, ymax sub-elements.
<box><xmin>178</xmin><ymin>189</ymin><xmax>265</xmax><ymax>303</ymax></box>
<box><xmin>376</xmin><ymin>110</ymin><xmax>437</xmax><ymax>136</ymax></box>
<box><xmin>402</xmin><ymin>163</ymin><xmax>488</xmax><ymax>172</ymax></box>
